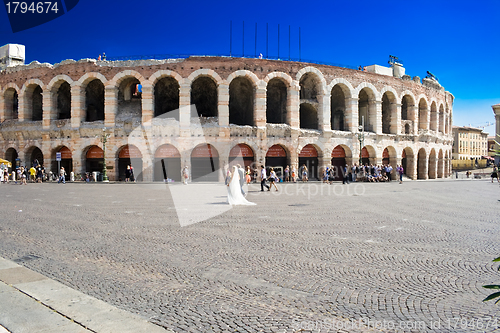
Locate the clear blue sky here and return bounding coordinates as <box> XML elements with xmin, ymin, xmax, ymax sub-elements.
<box><xmin>1</xmin><ymin>0</ymin><xmax>498</xmax><ymax>134</ymax></box>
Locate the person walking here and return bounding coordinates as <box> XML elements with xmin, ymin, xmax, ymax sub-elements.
<box><xmin>125</xmin><ymin>165</ymin><xmax>131</xmax><ymax>182</ymax></box>
<box><xmin>398</xmin><ymin>165</ymin><xmax>404</xmax><ymax>184</ymax></box>
<box><xmin>245</xmin><ymin>166</ymin><xmax>252</xmax><ymax>184</ymax></box>
<box><xmin>260</xmin><ymin>165</ymin><xmax>270</xmax><ymax>191</ymax></box>
<box><xmin>301</xmin><ymin>164</ymin><xmax>308</xmax><ymax>182</ymax></box>
<box><xmin>291</xmin><ymin>166</ymin><xmax>297</xmax><ymax>183</ymax></box>
<box><xmin>58</xmin><ymin>167</ymin><xmax>66</xmax><ymax>184</ymax></box>
<box><xmin>284</xmin><ymin>165</ymin><xmax>290</xmax><ymax>182</ymax></box>
<box><xmin>491</xmin><ymin>166</ymin><xmax>499</xmax><ymax>183</ymax></box>
<box><xmin>268</xmin><ymin>167</ymin><xmax>279</xmax><ymax>191</ymax></box>
<box><xmin>182</xmin><ymin>166</ymin><xmax>189</xmax><ymax>185</ymax></box>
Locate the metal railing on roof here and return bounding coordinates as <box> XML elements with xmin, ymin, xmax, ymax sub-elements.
<box><xmin>102</xmin><ymin>53</ymin><xmax>358</xmax><ymax>70</ymax></box>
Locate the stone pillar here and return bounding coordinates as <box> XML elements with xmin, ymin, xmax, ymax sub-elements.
<box><xmin>71</xmin><ymin>85</ymin><xmax>84</xmax><ymax>128</ymax></box>
<box><xmin>0</xmin><ymin>93</ymin><xmax>4</xmax><ymax>122</ymax></box>
<box><xmin>18</xmin><ymin>90</ymin><xmax>27</xmax><ymax>122</ymax></box>
<box><xmin>409</xmin><ymin>105</ymin><xmax>418</xmax><ymax>135</ymax></box>
<box><xmin>438</xmin><ymin>157</ymin><xmax>444</xmax><ymax>178</ymax></box>
<box><xmin>318</xmin><ymin>92</ymin><xmax>331</xmax><ymax>132</ymax></box>
<box><xmin>179</xmin><ymin>82</ymin><xmax>191</xmax><ymax>137</ymax></box>
<box><xmin>371</xmin><ymin>100</ymin><xmax>382</xmax><ymax>134</ymax></box>
<box><xmin>408</xmin><ymin>153</ymin><xmax>417</xmax><ymax>180</ymax></box>
<box><xmin>288</xmin><ymin>83</ymin><xmax>300</xmax><ymax>128</ymax></box>
<box><xmin>104</xmin><ymin>85</ymin><xmax>117</xmax><ymax>128</ymax></box>
<box><xmin>428</xmin><ymin>154</ymin><xmax>437</xmax><ymax>179</ymax></box>
<box><xmin>218</xmin><ymin>83</ymin><xmax>229</xmax><ymax>137</ymax></box>
<box><xmin>393</xmin><ymin>103</ymin><xmax>401</xmax><ymax>134</ymax></box>
<box><xmin>254</xmin><ymin>84</ymin><xmax>266</xmax><ymax>128</ymax></box>
<box><xmin>345</xmin><ymin>98</ymin><xmax>358</xmax><ymax>132</ymax></box>
<box><xmin>42</xmin><ymin>90</ymin><xmax>53</xmax><ymax>129</ymax></box>
<box><xmin>141</xmin><ymin>83</ymin><xmax>154</xmax><ymax>125</ymax></box>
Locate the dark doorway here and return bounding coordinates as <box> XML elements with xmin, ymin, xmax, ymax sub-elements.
<box><xmin>154</xmin><ymin>144</ymin><xmax>181</xmax><ymax>182</ymax></box>
<box><xmin>191</xmin><ymin>144</ymin><xmax>219</xmax><ymax>182</ymax></box>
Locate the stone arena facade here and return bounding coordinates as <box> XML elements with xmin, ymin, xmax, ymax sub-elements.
<box><xmin>0</xmin><ymin>56</ymin><xmax>453</xmax><ymax>181</ymax></box>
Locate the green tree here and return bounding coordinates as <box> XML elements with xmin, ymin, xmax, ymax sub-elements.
<box><xmin>484</xmin><ymin>257</ymin><xmax>500</xmax><ymax>303</ymax></box>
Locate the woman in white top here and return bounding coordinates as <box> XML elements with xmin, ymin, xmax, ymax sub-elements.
<box><xmin>227</xmin><ymin>166</ymin><xmax>256</xmax><ymax>206</ymax></box>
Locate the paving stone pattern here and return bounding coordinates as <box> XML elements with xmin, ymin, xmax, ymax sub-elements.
<box><xmin>0</xmin><ymin>180</ymin><xmax>499</xmax><ymax>333</ymax></box>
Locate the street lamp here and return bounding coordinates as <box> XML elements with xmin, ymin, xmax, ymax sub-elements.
<box><xmin>100</xmin><ymin>128</ymin><xmax>110</xmax><ymax>182</ymax></box>
<box><xmin>356</xmin><ymin>116</ymin><xmax>365</xmax><ymax>165</ymax></box>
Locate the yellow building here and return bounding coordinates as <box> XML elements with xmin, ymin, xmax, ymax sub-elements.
<box><xmin>452</xmin><ymin>126</ymin><xmax>488</xmax><ymax>160</ymax></box>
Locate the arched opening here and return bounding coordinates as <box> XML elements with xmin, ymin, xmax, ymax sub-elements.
<box><xmin>118</xmin><ymin>145</ymin><xmax>143</xmax><ymax>181</ymax></box>
<box><xmin>331</xmin><ymin>145</ymin><xmax>346</xmax><ymax>181</ymax></box>
<box><xmin>382</xmin><ymin>92</ymin><xmax>395</xmax><ymax>134</ymax></box>
<box><xmin>85</xmin><ymin>79</ymin><xmax>105</xmax><ymax>122</ymax></box>
<box><xmin>55</xmin><ymin>82</ymin><xmax>71</xmax><ymax>119</ymax></box>
<box><xmin>418</xmin><ymin>99</ymin><xmax>428</xmax><ymax>131</ymax></box>
<box><xmin>25</xmin><ymin>85</ymin><xmax>43</xmax><ymax>121</ymax></box>
<box><xmin>361</xmin><ymin>147</ymin><xmax>370</xmax><ymax>166</ymax></box>
<box><xmin>358</xmin><ymin>88</ymin><xmax>374</xmax><ymax>132</ymax></box>
<box><xmin>117</xmin><ymin>77</ymin><xmax>142</xmax><ymax>120</ymax></box>
<box><xmin>5</xmin><ymin>148</ymin><xmax>18</xmax><ymax>171</ymax></box>
<box><xmin>299</xmin><ymin>103</ymin><xmax>318</xmax><ymax>129</ymax></box>
<box><xmin>85</xmin><ymin>146</ymin><xmax>104</xmax><ymax>174</ymax></box>
<box><xmin>229</xmin><ymin>77</ymin><xmax>254</xmax><ymax>126</ymax></box>
<box><xmin>154</xmin><ymin>77</ymin><xmax>180</xmax><ymax>119</ymax></box>
<box><xmin>299</xmin><ymin>144</ymin><xmax>319</xmax><ymax>180</ymax></box>
<box><xmin>401</xmin><ymin>95</ymin><xmax>413</xmax><ymax>121</ymax></box>
<box><xmin>438</xmin><ymin>105</ymin><xmax>444</xmax><ymax>133</ymax></box>
<box><xmin>330</xmin><ymin>85</ymin><xmax>346</xmax><ymax>131</ymax></box>
<box><xmin>430</xmin><ymin>102</ymin><xmax>438</xmax><ymax>131</ymax></box>
<box><xmin>26</xmin><ymin>146</ymin><xmax>44</xmax><ymax>168</ymax></box>
<box><xmin>383</xmin><ymin>148</ymin><xmax>390</xmax><ymax>165</ymax></box>
<box><xmin>428</xmin><ymin>149</ymin><xmax>437</xmax><ymax>179</ymax></box>
<box><xmin>154</xmin><ymin>144</ymin><xmax>181</xmax><ymax>182</ymax></box>
<box><xmin>191</xmin><ymin>76</ymin><xmax>218</xmax><ymax>118</ymax></box>
<box><xmin>229</xmin><ymin>144</ymin><xmax>254</xmax><ymax>170</ymax></box>
<box><xmin>299</xmin><ymin>73</ymin><xmax>319</xmax><ymax>101</ymax></box>
<box><xmin>191</xmin><ymin>144</ymin><xmax>219</xmax><ymax>182</ymax></box>
<box><xmin>437</xmin><ymin>149</ymin><xmax>444</xmax><ymax>178</ymax></box>
<box><xmin>265</xmin><ymin>145</ymin><xmax>288</xmax><ymax>179</ymax></box>
<box><xmin>402</xmin><ymin>147</ymin><xmax>415</xmax><ymax>178</ymax></box>
<box><xmin>417</xmin><ymin>148</ymin><xmax>427</xmax><ymax>179</ymax></box>
<box><xmin>404</xmin><ymin>124</ymin><xmax>410</xmax><ymax>134</ymax></box>
<box><xmin>52</xmin><ymin>146</ymin><xmax>72</xmax><ymax>179</ymax></box>
<box><xmin>266</xmin><ymin>78</ymin><xmax>287</xmax><ymax>124</ymax></box>
<box><xmin>4</xmin><ymin>88</ymin><xmax>19</xmax><ymax>120</ymax></box>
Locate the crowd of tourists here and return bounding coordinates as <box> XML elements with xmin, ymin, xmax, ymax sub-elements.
<box><xmin>321</xmin><ymin>164</ymin><xmax>405</xmax><ymax>184</ymax></box>
<box><xmin>0</xmin><ymin>159</ymin><xmax>69</xmax><ymax>185</ymax></box>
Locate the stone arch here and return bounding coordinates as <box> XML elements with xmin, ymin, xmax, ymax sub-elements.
<box><xmin>330</xmin><ymin>83</ymin><xmax>350</xmax><ymax>131</ymax></box>
<box><xmin>20</xmin><ymin>79</ymin><xmax>44</xmax><ymax>121</ymax></box>
<box><xmin>116</xmin><ymin>144</ymin><xmax>143</xmax><ymax>181</ymax></box>
<box><xmin>5</xmin><ymin>147</ymin><xmax>18</xmax><ymax>169</ymax></box>
<box><xmin>153</xmin><ymin>75</ymin><xmax>180</xmax><ymax>119</ymax></box>
<box><xmin>2</xmin><ymin>84</ymin><xmax>20</xmax><ymax>120</ymax></box>
<box><xmin>357</xmin><ymin>85</ymin><xmax>378</xmax><ymax>132</ymax></box>
<box><xmin>191</xmin><ymin>75</ymin><xmax>218</xmax><ymax>118</ymax></box>
<box><xmin>417</xmin><ymin>148</ymin><xmax>427</xmax><ymax>179</ymax></box>
<box><xmin>381</xmin><ymin>90</ymin><xmax>397</xmax><ymax>134</ymax></box>
<box><xmin>25</xmin><ymin>146</ymin><xmax>44</xmax><ymax>167</ymax></box>
<box><xmin>83</xmin><ymin>145</ymin><xmax>104</xmax><ymax>175</ymax></box>
<box><xmin>109</xmin><ymin>70</ymin><xmax>146</xmax><ymax>87</ymax></box>
<box><xmin>401</xmin><ymin>147</ymin><xmax>415</xmax><ymax>179</ymax></box>
<box><xmin>187</xmin><ymin>69</ymin><xmax>224</xmax><ymax>86</ymax></box>
<box><xmin>191</xmin><ymin>143</ymin><xmax>220</xmax><ymax>182</ymax></box>
<box><xmin>227</xmin><ymin>70</ymin><xmax>260</xmax><ymax>87</ymax></box>
<box><xmin>154</xmin><ymin>143</ymin><xmax>182</xmax><ymax>182</ymax></box>
<box><xmin>84</xmin><ymin>79</ymin><xmax>105</xmax><ymax>122</ymax></box>
<box><xmin>430</xmin><ymin>101</ymin><xmax>438</xmax><ymax>131</ymax></box>
<box><xmin>418</xmin><ymin>97</ymin><xmax>429</xmax><ymax>131</ymax></box>
<box><xmin>266</xmin><ymin>74</ymin><xmax>291</xmax><ymax>124</ymax></box>
<box><xmin>51</xmin><ymin>145</ymin><xmax>73</xmax><ymax>175</ymax></box>
<box><xmin>296</xmin><ymin>67</ymin><xmax>327</xmax><ymax>95</ymax></box>
<box><xmin>265</xmin><ymin>144</ymin><xmax>291</xmax><ymax>177</ymax></box>
<box><xmin>428</xmin><ymin>148</ymin><xmax>437</xmax><ymax>179</ymax></box>
<box><xmin>227</xmin><ymin>143</ymin><xmax>256</xmax><ymax>173</ymax></box>
<box><xmin>47</xmin><ymin>75</ymin><xmax>73</xmax><ymax>120</ymax></box>
<box><xmin>110</xmin><ymin>71</ymin><xmax>146</xmax><ymax>121</ymax></box>
<box><xmin>77</xmin><ymin>72</ymin><xmax>108</xmax><ymax>87</ymax></box>
<box><xmin>298</xmin><ymin>143</ymin><xmax>322</xmax><ymax>180</ymax></box>
<box><xmin>327</xmin><ymin>78</ymin><xmax>354</xmax><ymax>99</ymax></box>
<box><xmin>438</xmin><ymin>103</ymin><xmax>445</xmax><ymax>133</ymax></box>
<box><xmin>229</xmin><ymin>75</ymin><xmax>255</xmax><ymax>126</ymax></box>
<box><xmin>362</xmin><ymin>145</ymin><xmax>377</xmax><ymax>165</ymax></box>
<box><xmin>401</xmin><ymin>94</ymin><xmax>415</xmax><ymax>121</ymax></box>
<box><xmin>437</xmin><ymin>149</ymin><xmax>444</xmax><ymax>178</ymax></box>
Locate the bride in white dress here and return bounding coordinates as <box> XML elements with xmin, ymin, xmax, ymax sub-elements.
<box><xmin>227</xmin><ymin>165</ymin><xmax>256</xmax><ymax>206</ymax></box>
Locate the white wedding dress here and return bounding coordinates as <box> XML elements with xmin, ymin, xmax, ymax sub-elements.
<box><xmin>227</xmin><ymin>166</ymin><xmax>256</xmax><ymax>206</ymax></box>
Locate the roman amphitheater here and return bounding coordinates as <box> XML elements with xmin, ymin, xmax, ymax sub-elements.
<box><xmin>0</xmin><ymin>53</ymin><xmax>453</xmax><ymax>182</ymax></box>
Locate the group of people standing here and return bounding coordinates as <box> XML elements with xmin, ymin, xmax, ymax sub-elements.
<box><xmin>0</xmin><ymin>160</ymin><xmax>47</xmax><ymax>184</ymax></box>
<box><xmin>320</xmin><ymin>164</ymin><xmax>405</xmax><ymax>184</ymax></box>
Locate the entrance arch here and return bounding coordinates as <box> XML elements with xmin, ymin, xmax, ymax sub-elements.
<box><xmin>331</xmin><ymin>145</ymin><xmax>346</xmax><ymax>181</ymax></box>
<box><xmin>5</xmin><ymin>148</ymin><xmax>18</xmax><ymax>170</ymax></box>
<box><xmin>191</xmin><ymin>144</ymin><xmax>219</xmax><ymax>182</ymax></box>
<box><xmin>26</xmin><ymin>146</ymin><xmax>43</xmax><ymax>167</ymax></box>
<box><xmin>437</xmin><ymin>149</ymin><xmax>444</xmax><ymax>178</ymax></box>
<box><xmin>266</xmin><ymin>78</ymin><xmax>287</xmax><ymax>124</ymax></box>
<box><xmin>154</xmin><ymin>144</ymin><xmax>181</xmax><ymax>182</ymax></box>
<box><xmin>299</xmin><ymin>144</ymin><xmax>319</xmax><ymax>180</ymax></box>
<box><xmin>52</xmin><ymin>146</ymin><xmax>72</xmax><ymax>178</ymax></box>
<box><xmin>265</xmin><ymin>145</ymin><xmax>288</xmax><ymax>179</ymax></box>
<box><xmin>85</xmin><ymin>146</ymin><xmax>104</xmax><ymax>174</ymax></box>
<box><xmin>229</xmin><ymin>144</ymin><xmax>254</xmax><ymax>169</ymax></box>
<box><xmin>417</xmin><ymin>148</ymin><xmax>427</xmax><ymax>179</ymax></box>
<box><xmin>402</xmin><ymin>147</ymin><xmax>415</xmax><ymax>179</ymax></box>
<box><xmin>118</xmin><ymin>145</ymin><xmax>143</xmax><ymax>181</ymax></box>
<box><xmin>428</xmin><ymin>149</ymin><xmax>437</xmax><ymax>179</ymax></box>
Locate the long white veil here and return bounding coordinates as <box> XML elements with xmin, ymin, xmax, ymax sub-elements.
<box><xmin>228</xmin><ymin>166</ymin><xmax>256</xmax><ymax>206</ymax></box>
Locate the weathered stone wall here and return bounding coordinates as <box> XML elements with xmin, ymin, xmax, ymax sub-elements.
<box><xmin>0</xmin><ymin>57</ymin><xmax>453</xmax><ymax>181</ymax></box>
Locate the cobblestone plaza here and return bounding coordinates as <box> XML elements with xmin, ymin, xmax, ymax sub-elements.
<box><xmin>0</xmin><ymin>179</ymin><xmax>499</xmax><ymax>332</ymax></box>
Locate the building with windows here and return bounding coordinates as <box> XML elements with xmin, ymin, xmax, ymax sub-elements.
<box><xmin>0</xmin><ymin>48</ymin><xmax>453</xmax><ymax>181</ymax></box>
<box><xmin>452</xmin><ymin>126</ymin><xmax>488</xmax><ymax>161</ymax></box>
